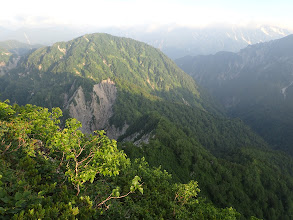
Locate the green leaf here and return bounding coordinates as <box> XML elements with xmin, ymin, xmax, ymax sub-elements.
<box><xmin>15</xmin><ymin>199</ymin><xmax>25</xmax><ymax>207</ymax></box>
<box><xmin>0</xmin><ymin>197</ymin><xmax>10</xmax><ymax>203</ymax></box>
<box><xmin>72</xmin><ymin>207</ymin><xmax>79</xmax><ymax>215</ymax></box>
<box><xmin>29</xmin><ymin>209</ymin><xmax>34</xmax><ymax>215</ymax></box>
<box><xmin>0</xmin><ymin>207</ymin><xmax>5</xmax><ymax>214</ymax></box>
<box><xmin>15</xmin><ymin>192</ymin><xmax>23</xmax><ymax>200</ymax></box>
<box><xmin>112</xmin><ymin>187</ymin><xmax>120</xmax><ymax>197</ymax></box>
<box><xmin>138</xmin><ymin>187</ymin><xmax>143</xmax><ymax>195</ymax></box>
<box><xmin>23</xmin><ymin>191</ymin><xmax>30</xmax><ymax>198</ymax></box>
<box><xmin>38</xmin><ymin>191</ymin><xmax>45</xmax><ymax>197</ymax></box>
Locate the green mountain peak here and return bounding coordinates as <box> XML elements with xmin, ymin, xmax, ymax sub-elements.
<box><xmin>25</xmin><ymin>33</ymin><xmax>200</xmax><ymax>101</ymax></box>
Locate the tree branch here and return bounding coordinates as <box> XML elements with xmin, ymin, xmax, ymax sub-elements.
<box><xmin>97</xmin><ymin>191</ymin><xmax>132</xmax><ymax>208</ymax></box>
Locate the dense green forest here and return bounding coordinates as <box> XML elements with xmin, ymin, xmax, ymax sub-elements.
<box><xmin>1</xmin><ymin>34</ymin><xmax>293</xmax><ymax>219</ymax></box>
<box><xmin>118</xmin><ymin>96</ymin><xmax>293</xmax><ymax>219</ymax></box>
<box><xmin>0</xmin><ymin>100</ymin><xmax>243</xmax><ymax>219</ymax></box>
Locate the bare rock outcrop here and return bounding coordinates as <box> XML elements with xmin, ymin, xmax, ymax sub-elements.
<box><xmin>65</xmin><ymin>79</ymin><xmax>127</xmax><ymax>139</ymax></box>
<box><xmin>0</xmin><ymin>57</ymin><xmax>20</xmax><ymax>76</ymax></box>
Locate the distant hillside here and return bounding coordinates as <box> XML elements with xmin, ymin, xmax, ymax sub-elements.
<box><xmin>176</xmin><ymin>34</ymin><xmax>293</xmax><ymax>155</ymax></box>
<box><xmin>0</xmin><ymin>40</ymin><xmax>41</xmax><ymax>55</ymax></box>
<box><xmin>0</xmin><ymin>40</ymin><xmax>40</xmax><ymax>76</ymax></box>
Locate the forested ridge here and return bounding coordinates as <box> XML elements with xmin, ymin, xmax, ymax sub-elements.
<box><xmin>0</xmin><ymin>100</ymin><xmax>242</xmax><ymax>219</ymax></box>
<box><xmin>0</xmin><ymin>34</ymin><xmax>293</xmax><ymax>219</ymax></box>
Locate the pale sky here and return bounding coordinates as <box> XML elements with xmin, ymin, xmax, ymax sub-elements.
<box><xmin>1</xmin><ymin>0</ymin><xmax>293</xmax><ymax>30</ymax></box>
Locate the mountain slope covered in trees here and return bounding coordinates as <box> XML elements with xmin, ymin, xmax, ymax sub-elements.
<box><xmin>0</xmin><ymin>100</ymin><xmax>242</xmax><ymax>219</ymax></box>
<box><xmin>176</xmin><ymin>34</ymin><xmax>293</xmax><ymax>155</ymax></box>
<box><xmin>1</xmin><ymin>34</ymin><xmax>293</xmax><ymax>219</ymax></box>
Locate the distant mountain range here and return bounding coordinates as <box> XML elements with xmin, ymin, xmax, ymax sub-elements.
<box><xmin>109</xmin><ymin>25</ymin><xmax>291</xmax><ymax>59</ymax></box>
<box><xmin>0</xmin><ymin>25</ymin><xmax>290</xmax><ymax>59</ymax></box>
<box><xmin>176</xmin><ymin>34</ymin><xmax>293</xmax><ymax>154</ymax></box>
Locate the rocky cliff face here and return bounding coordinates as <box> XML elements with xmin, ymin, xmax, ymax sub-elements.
<box><xmin>65</xmin><ymin>78</ymin><xmax>126</xmax><ymax>139</ymax></box>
